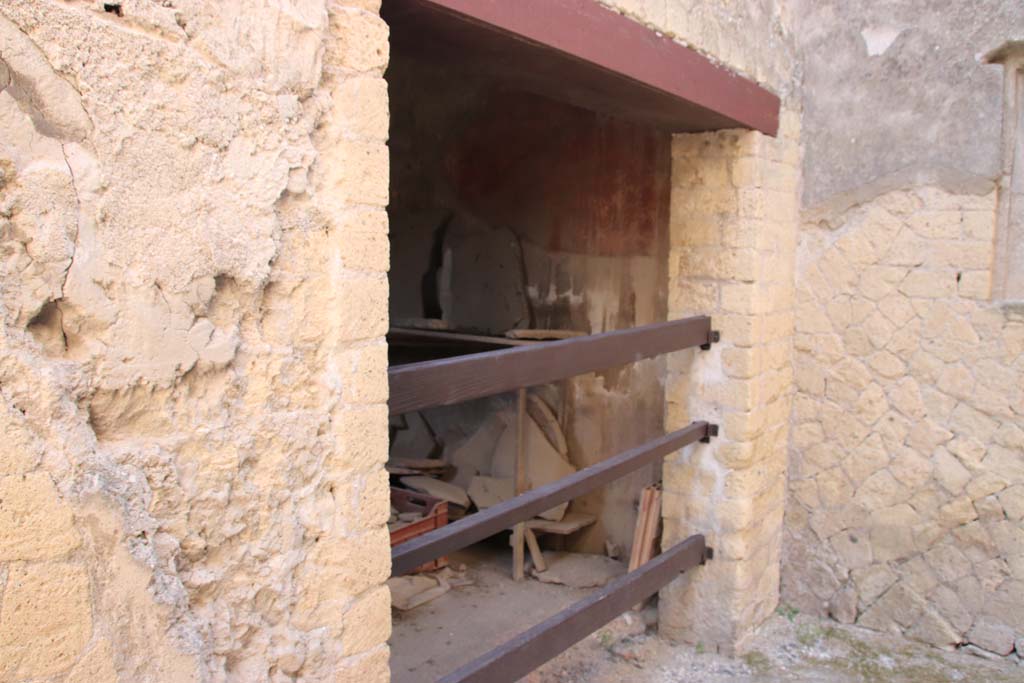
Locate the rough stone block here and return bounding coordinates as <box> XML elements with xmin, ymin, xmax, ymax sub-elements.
<box><xmin>334</xmin><ymin>645</ymin><xmax>389</xmax><ymax>683</ymax></box>
<box><xmin>331</xmin><ymin>76</ymin><xmax>390</xmax><ymax>140</ymax></box>
<box><xmin>937</xmin><ymin>497</ymin><xmax>977</xmax><ymax>528</ymax></box>
<box><xmin>337</xmin><ymin>210</ymin><xmax>390</xmax><ymax>273</ymax></box>
<box><xmin>331</xmin><ymin>404</ymin><xmax>389</xmax><ymax>473</ymax></box>
<box><xmin>0</xmin><ymin>473</ymin><xmax>80</xmax><ymax>561</ymax></box>
<box><xmin>933</xmin><ymin>448</ymin><xmax>971</xmax><ymax>495</ymax></box>
<box><xmin>342</xmin><ymin>586</ymin><xmax>391</xmax><ymax>656</ymax></box>
<box><xmin>0</xmin><ymin>417</ymin><xmax>43</xmax><ymax>475</ymax></box>
<box><xmin>66</xmin><ymin>639</ymin><xmax>118</xmax><ymax>683</ymax></box>
<box><xmin>924</xmin><ymin>544</ymin><xmax>973</xmax><ymax>584</ymax></box>
<box><xmin>898</xmin><ymin>270</ymin><xmax>957</xmax><ymax>298</ymax></box>
<box><xmin>907</xmin><ymin>608</ymin><xmax>961</xmax><ymax>649</ymax></box>
<box><xmin>997</xmin><ymin>486</ymin><xmax>1024</xmax><ymax>521</ymax></box>
<box><xmin>0</xmin><ymin>562</ymin><xmax>92</xmax><ymax>678</ymax></box>
<box><xmin>869</xmin><ymin>504</ymin><xmax>919</xmax><ymax>562</ymax></box>
<box><xmin>966</xmin><ymin>617</ymin><xmax>1016</xmax><ymax>656</ymax></box>
<box><xmin>335</xmin><ymin>342</ymin><xmax>388</xmax><ymax>404</ymax></box>
<box><xmin>830</xmin><ymin>530</ymin><xmax>872</xmax><ymax>570</ymax></box>
<box><xmin>328</xmin><ymin>10</ymin><xmax>389</xmax><ymax>72</ymax></box>
<box><xmin>858</xmin><ymin>582</ymin><xmax>925</xmax><ymax>631</ymax></box>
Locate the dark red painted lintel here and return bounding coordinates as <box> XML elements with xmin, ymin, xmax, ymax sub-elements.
<box><xmin>394</xmin><ymin>0</ymin><xmax>780</xmax><ymax>136</ymax></box>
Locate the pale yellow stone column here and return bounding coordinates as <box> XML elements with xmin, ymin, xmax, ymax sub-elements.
<box><xmin>659</xmin><ymin>110</ymin><xmax>800</xmax><ymax>652</ymax></box>
<box><xmin>288</xmin><ymin>2</ymin><xmax>394</xmax><ymax>680</ymax></box>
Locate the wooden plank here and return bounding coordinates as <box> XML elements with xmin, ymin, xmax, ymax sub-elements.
<box><xmin>389</xmin><ymin>316</ymin><xmax>712</xmax><ymax>415</ymax></box>
<box><xmin>389</xmin><ymin>458</ymin><xmax>448</xmax><ymax>470</ymax></box>
<box><xmin>512</xmin><ymin>388</ymin><xmax>528</xmax><ymax>581</ymax></box>
<box><xmin>524</xmin><ymin>528</ymin><xmax>546</xmax><ymax>572</ymax></box>
<box><xmin>628</xmin><ymin>487</ymin><xmax>654</xmax><ymax>572</ymax></box>
<box><xmin>438</xmin><ymin>534</ymin><xmax>708</xmax><ymax>683</ymax></box>
<box><xmin>392</xmin><ymin>421</ymin><xmax>709</xmax><ymax>576</ymax></box>
<box><xmin>384</xmin><ymin>0</ymin><xmax>780</xmax><ymax>135</ymax></box>
<box><xmin>526</xmin><ymin>511</ymin><xmax>596</xmax><ymax>535</ymax></box>
<box><xmin>638</xmin><ymin>488</ymin><xmax>662</xmax><ymax>566</ymax></box>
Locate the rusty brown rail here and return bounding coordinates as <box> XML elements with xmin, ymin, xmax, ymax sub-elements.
<box><xmin>387</xmin><ymin>317</ymin><xmax>719</xmax><ymax>682</ymax></box>
<box><xmin>439</xmin><ymin>534</ymin><xmax>710</xmax><ymax>683</ymax></box>
<box><xmin>388</xmin><ymin>316</ymin><xmax>713</xmax><ymax>415</ymax></box>
<box><xmin>391</xmin><ymin>421</ymin><xmax>711</xmax><ymax>576</ymax></box>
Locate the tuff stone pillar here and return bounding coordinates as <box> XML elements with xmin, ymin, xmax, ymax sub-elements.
<box><xmin>659</xmin><ymin>110</ymin><xmax>801</xmax><ymax>652</ymax></box>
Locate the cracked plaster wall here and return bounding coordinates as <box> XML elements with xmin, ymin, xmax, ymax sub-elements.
<box><xmin>0</xmin><ymin>1</ymin><xmax>391</xmax><ymax>681</ymax></box>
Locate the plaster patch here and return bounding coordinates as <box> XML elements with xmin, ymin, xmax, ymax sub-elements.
<box><xmin>861</xmin><ymin>26</ymin><xmax>903</xmax><ymax>57</ymax></box>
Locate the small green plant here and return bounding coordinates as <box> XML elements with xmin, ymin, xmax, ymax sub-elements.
<box><xmin>695</xmin><ymin>641</ymin><xmax>705</xmax><ymax>655</ymax></box>
<box><xmin>598</xmin><ymin>631</ymin><xmax>614</xmax><ymax>649</ymax></box>
<box><xmin>796</xmin><ymin>623</ymin><xmax>838</xmax><ymax>647</ymax></box>
<box><xmin>775</xmin><ymin>603</ymin><xmax>799</xmax><ymax>622</ymax></box>
<box><xmin>796</xmin><ymin>623</ymin><xmax>821</xmax><ymax>646</ymax></box>
<box><xmin>742</xmin><ymin>650</ymin><xmax>771</xmax><ymax>672</ymax></box>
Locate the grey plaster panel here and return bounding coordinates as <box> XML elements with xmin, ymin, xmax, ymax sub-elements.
<box><xmin>793</xmin><ymin>0</ymin><xmax>1024</xmax><ymax>207</ymax></box>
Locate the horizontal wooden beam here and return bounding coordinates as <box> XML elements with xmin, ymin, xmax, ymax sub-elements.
<box><xmin>384</xmin><ymin>0</ymin><xmax>780</xmax><ymax>135</ymax></box>
<box><xmin>389</xmin><ymin>316</ymin><xmax>712</xmax><ymax>415</ymax></box>
<box><xmin>439</xmin><ymin>534</ymin><xmax>708</xmax><ymax>683</ymax></box>
<box><xmin>391</xmin><ymin>421</ymin><xmax>709</xmax><ymax>576</ymax></box>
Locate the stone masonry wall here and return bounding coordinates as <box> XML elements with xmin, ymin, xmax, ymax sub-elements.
<box><xmin>783</xmin><ymin>186</ymin><xmax>1024</xmax><ymax>655</ymax></box>
<box><xmin>658</xmin><ymin>113</ymin><xmax>801</xmax><ymax>652</ymax></box>
<box><xmin>0</xmin><ymin>2</ymin><xmax>392</xmax><ymax>681</ymax></box>
<box><xmin>599</xmin><ymin>0</ymin><xmax>801</xmax><ymax>652</ymax></box>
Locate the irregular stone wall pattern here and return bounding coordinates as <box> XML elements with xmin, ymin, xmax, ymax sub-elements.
<box><xmin>0</xmin><ymin>1</ymin><xmax>392</xmax><ymax>680</ymax></box>
<box><xmin>659</xmin><ymin>112</ymin><xmax>801</xmax><ymax>652</ymax></box>
<box><xmin>784</xmin><ymin>186</ymin><xmax>1024</xmax><ymax>655</ymax></box>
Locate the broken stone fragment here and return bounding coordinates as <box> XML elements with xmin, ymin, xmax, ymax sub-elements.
<box><xmin>397</xmin><ymin>512</ymin><xmax>424</xmax><ymax>523</ymax></box>
<box><xmin>448</xmin><ymin>412</ymin><xmax>507</xmax><ymax>490</ymax></box>
<box><xmin>530</xmin><ymin>552</ymin><xmax>626</xmax><ymax>589</ymax></box>
<box><xmin>390</xmin><ymin>411</ymin><xmax>440</xmax><ymax>460</ymax></box>
<box><xmin>906</xmin><ymin>609</ymin><xmax>960</xmax><ymax>650</ymax></box>
<box><xmin>828</xmin><ymin>584</ymin><xmax>858</xmax><ymax>624</ymax></box>
<box><xmin>399</xmin><ymin>476</ymin><xmax>469</xmax><ymax>509</ymax></box>
<box><xmin>491</xmin><ymin>411</ymin><xmax>575</xmax><ymax>521</ymax></box>
<box><xmin>525</xmin><ymin>394</ymin><xmax>568</xmax><ymax>456</ymax></box>
<box><xmin>966</xmin><ymin>617</ymin><xmax>1016</xmax><ymax>656</ymax></box>
<box><xmin>436</xmin><ymin>214</ymin><xmax>530</xmax><ymax>334</ymax></box>
<box><xmin>387</xmin><ymin>574</ymin><xmax>450</xmax><ymax>611</ymax></box>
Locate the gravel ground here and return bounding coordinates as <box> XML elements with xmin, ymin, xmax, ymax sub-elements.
<box><xmin>390</xmin><ymin>545</ymin><xmax>1023</xmax><ymax>683</ymax></box>
<box><xmin>531</xmin><ymin>611</ymin><xmax>1024</xmax><ymax>683</ymax></box>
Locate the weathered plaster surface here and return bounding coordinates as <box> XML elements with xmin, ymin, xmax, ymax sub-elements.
<box><xmin>1</xmin><ymin>1</ymin><xmax>391</xmax><ymax>681</ymax></box>
<box><xmin>792</xmin><ymin>0</ymin><xmax>1024</xmax><ymax>208</ymax></box>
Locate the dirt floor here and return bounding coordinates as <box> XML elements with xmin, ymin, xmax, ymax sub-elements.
<box><xmin>389</xmin><ymin>543</ymin><xmax>1024</xmax><ymax>682</ymax></box>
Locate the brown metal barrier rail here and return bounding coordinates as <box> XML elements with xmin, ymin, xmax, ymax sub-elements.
<box><xmin>387</xmin><ymin>315</ymin><xmax>719</xmax><ymax>682</ymax></box>
<box><xmin>440</xmin><ymin>534</ymin><xmax>710</xmax><ymax>683</ymax></box>
<box><xmin>389</xmin><ymin>315</ymin><xmax>715</xmax><ymax>415</ymax></box>
<box><xmin>391</xmin><ymin>420</ymin><xmax>713</xmax><ymax>575</ymax></box>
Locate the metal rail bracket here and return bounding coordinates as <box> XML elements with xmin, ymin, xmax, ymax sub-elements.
<box><xmin>699</xmin><ymin>423</ymin><xmax>719</xmax><ymax>443</ymax></box>
<box><xmin>700</xmin><ymin>329</ymin><xmax>721</xmax><ymax>350</ymax></box>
